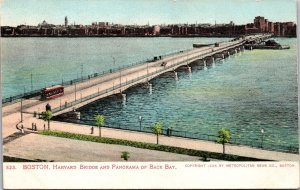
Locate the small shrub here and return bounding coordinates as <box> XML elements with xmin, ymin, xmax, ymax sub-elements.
<box><xmin>121</xmin><ymin>151</ymin><xmax>130</xmax><ymax>161</ymax></box>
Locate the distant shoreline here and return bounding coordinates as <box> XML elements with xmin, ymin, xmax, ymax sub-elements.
<box><xmin>1</xmin><ymin>35</ymin><xmax>296</xmax><ymax>38</ymax></box>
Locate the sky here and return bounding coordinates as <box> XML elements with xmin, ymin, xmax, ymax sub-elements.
<box><xmin>0</xmin><ymin>0</ymin><xmax>297</xmax><ymax>26</ymax></box>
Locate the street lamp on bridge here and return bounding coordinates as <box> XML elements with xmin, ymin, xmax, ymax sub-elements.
<box><xmin>139</xmin><ymin>116</ymin><xmax>143</xmax><ymax>131</ymax></box>
<box><xmin>260</xmin><ymin>128</ymin><xmax>265</xmax><ymax>148</ymax></box>
<box><xmin>112</xmin><ymin>56</ymin><xmax>122</xmax><ymax>92</ymax></box>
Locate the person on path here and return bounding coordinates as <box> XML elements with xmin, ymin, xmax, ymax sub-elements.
<box><xmin>91</xmin><ymin>126</ymin><xmax>94</xmax><ymax>134</ymax></box>
<box><xmin>21</xmin><ymin>124</ymin><xmax>24</xmax><ymax>133</ymax></box>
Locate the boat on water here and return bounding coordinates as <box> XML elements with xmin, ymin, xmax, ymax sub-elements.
<box><xmin>245</xmin><ymin>39</ymin><xmax>290</xmax><ymax>50</ymax></box>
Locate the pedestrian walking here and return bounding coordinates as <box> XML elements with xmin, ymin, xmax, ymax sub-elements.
<box><xmin>43</xmin><ymin>124</ymin><xmax>46</xmax><ymax>131</ymax></box>
<box><xmin>21</xmin><ymin>124</ymin><xmax>24</xmax><ymax>133</ymax></box>
<box><xmin>91</xmin><ymin>126</ymin><xmax>94</xmax><ymax>134</ymax></box>
<box><xmin>167</xmin><ymin>128</ymin><xmax>170</xmax><ymax>137</ymax></box>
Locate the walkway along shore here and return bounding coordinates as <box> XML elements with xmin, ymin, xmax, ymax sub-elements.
<box><xmin>4</xmin><ymin>117</ymin><xmax>299</xmax><ymax>161</ymax></box>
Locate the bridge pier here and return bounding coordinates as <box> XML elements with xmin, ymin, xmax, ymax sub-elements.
<box><xmin>203</xmin><ymin>60</ymin><xmax>208</xmax><ymax>70</ymax></box>
<box><xmin>149</xmin><ymin>83</ymin><xmax>153</xmax><ymax>94</ymax></box>
<box><xmin>221</xmin><ymin>51</ymin><xmax>229</xmax><ymax>58</ymax></box>
<box><xmin>75</xmin><ymin>111</ymin><xmax>80</xmax><ymax>120</ymax></box>
<box><xmin>122</xmin><ymin>93</ymin><xmax>126</xmax><ymax>104</ymax></box>
<box><xmin>174</xmin><ymin>71</ymin><xmax>178</xmax><ymax>80</ymax></box>
<box><xmin>203</xmin><ymin>60</ymin><xmax>207</xmax><ymax>67</ymax></box>
<box><xmin>211</xmin><ymin>57</ymin><xmax>215</xmax><ymax>67</ymax></box>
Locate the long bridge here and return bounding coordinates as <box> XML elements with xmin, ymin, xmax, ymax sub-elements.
<box><xmin>3</xmin><ymin>34</ymin><xmax>272</xmax><ymax>120</ymax></box>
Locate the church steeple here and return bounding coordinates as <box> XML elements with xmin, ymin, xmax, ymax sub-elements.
<box><xmin>65</xmin><ymin>16</ymin><xmax>68</xmax><ymax>27</ymax></box>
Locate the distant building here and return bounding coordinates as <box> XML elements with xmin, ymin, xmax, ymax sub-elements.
<box><xmin>274</xmin><ymin>22</ymin><xmax>281</xmax><ymax>36</ymax></box>
<box><xmin>65</xmin><ymin>16</ymin><xmax>68</xmax><ymax>27</ymax></box>
<box><xmin>268</xmin><ymin>22</ymin><xmax>274</xmax><ymax>33</ymax></box>
<box><xmin>264</xmin><ymin>19</ymin><xmax>269</xmax><ymax>33</ymax></box>
<box><xmin>0</xmin><ymin>16</ymin><xmax>296</xmax><ymax>37</ymax></box>
<box><xmin>98</xmin><ymin>22</ymin><xmax>106</xmax><ymax>27</ymax></box>
<box><xmin>245</xmin><ymin>23</ymin><xmax>258</xmax><ymax>34</ymax></box>
<box><xmin>152</xmin><ymin>25</ymin><xmax>160</xmax><ymax>35</ymax></box>
<box><xmin>254</xmin><ymin>16</ymin><xmax>266</xmax><ymax>32</ymax></box>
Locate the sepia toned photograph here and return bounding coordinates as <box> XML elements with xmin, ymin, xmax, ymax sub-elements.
<box><xmin>1</xmin><ymin>0</ymin><xmax>299</xmax><ymax>189</ymax></box>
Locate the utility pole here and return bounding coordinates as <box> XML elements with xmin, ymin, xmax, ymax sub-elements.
<box><xmin>81</xmin><ymin>64</ymin><xmax>83</xmax><ymax>81</ymax></box>
<box><xmin>119</xmin><ymin>68</ymin><xmax>122</xmax><ymax>92</ymax></box>
<box><xmin>112</xmin><ymin>56</ymin><xmax>121</xmax><ymax>92</ymax></box>
<box><xmin>75</xmin><ymin>83</ymin><xmax>77</xmax><ymax>101</ymax></box>
<box><xmin>147</xmin><ymin>62</ymin><xmax>149</xmax><ymax>78</ymax></box>
<box><xmin>260</xmin><ymin>129</ymin><xmax>265</xmax><ymax>148</ymax></box>
<box><xmin>20</xmin><ymin>98</ymin><xmax>23</xmax><ymax>122</ymax></box>
<box><xmin>30</xmin><ymin>73</ymin><xmax>33</xmax><ymax>91</ymax></box>
<box><xmin>187</xmin><ymin>51</ymin><xmax>189</xmax><ymax>65</ymax></box>
<box><xmin>139</xmin><ymin>116</ymin><xmax>142</xmax><ymax>131</ymax></box>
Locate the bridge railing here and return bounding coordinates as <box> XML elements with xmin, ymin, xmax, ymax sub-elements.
<box><xmin>53</xmin><ymin>118</ymin><xmax>299</xmax><ymax>154</ymax></box>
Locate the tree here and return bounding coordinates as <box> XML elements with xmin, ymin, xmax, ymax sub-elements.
<box><xmin>41</xmin><ymin>110</ymin><xmax>53</xmax><ymax>130</ymax></box>
<box><xmin>121</xmin><ymin>151</ymin><xmax>130</xmax><ymax>161</ymax></box>
<box><xmin>95</xmin><ymin>114</ymin><xmax>105</xmax><ymax>137</ymax></box>
<box><xmin>152</xmin><ymin>122</ymin><xmax>163</xmax><ymax>144</ymax></box>
<box><xmin>216</xmin><ymin>128</ymin><xmax>231</xmax><ymax>154</ymax></box>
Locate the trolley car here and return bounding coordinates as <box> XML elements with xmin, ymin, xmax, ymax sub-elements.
<box><xmin>41</xmin><ymin>85</ymin><xmax>64</xmax><ymax>100</ymax></box>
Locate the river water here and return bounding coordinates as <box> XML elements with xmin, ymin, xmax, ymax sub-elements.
<box><xmin>1</xmin><ymin>37</ymin><xmax>226</xmax><ymax>98</ymax></box>
<box><xmin>1</xmin><ymin>37</ymin><xmax>298</xmax><ymax>152</ymax></box>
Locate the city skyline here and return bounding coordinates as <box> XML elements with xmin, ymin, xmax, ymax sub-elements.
<box><xmin>1</xmin><ymin>0</ymin><xmax>297</xmax><ymax>27</ymax></box>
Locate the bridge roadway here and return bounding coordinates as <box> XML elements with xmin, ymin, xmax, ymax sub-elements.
<box><xmin>2</xmin><ymin>34</ymin><xmax>272</xmax><ymax>138</ymax></box>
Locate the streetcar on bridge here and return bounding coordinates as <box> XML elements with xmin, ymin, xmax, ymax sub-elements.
<box><xmin>41</xmin><ymin>85</ymin><xmax>64</xmax><ymax>100</ymax></box>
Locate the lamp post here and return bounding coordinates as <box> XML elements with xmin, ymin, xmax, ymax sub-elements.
<box><xmin>147</xmin><ymin>62</ymin><xmax>149</xmax><ymax>80</ymax></box>
<box><xmin>81</xmin><ymin>64</ymin><xmax>83</xmax><ymax>82</ymax></box>
<box><xmin>119</xmin><ymin>67</ymin><xmax>122</xmax><ymax>91</ymax></box>
<box><xmin>20</xmin><ymin>98</ymin><xmax>23</xmax><ymax>122</ymax></box>
<box><xmin>186</xmin><ymin>51</ymin><xmax>189</xmax><ymax>65</ymax></box>
<box><xmin>112</xmin><ymin>56</ymin><xmax>121</xmax><ymax>91</ymax></box>
<box><xmin>30</xmin><ymin>73</ymin><xmax>33</xmax><ymax>91</ymax></box>
<box><xmin>260</xmin><ymin>129</ymin><xmax>264</xmax><ymax>148</ymax></box>
<box><xmin>75</xmin><ymin>83</ymin><xmax>77</xmax><ymax>101</ymax></box>
<box><xmin>139</xmin><ymin>116</ymin><xmax>142</xmax><ymax>131</ymax></box>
